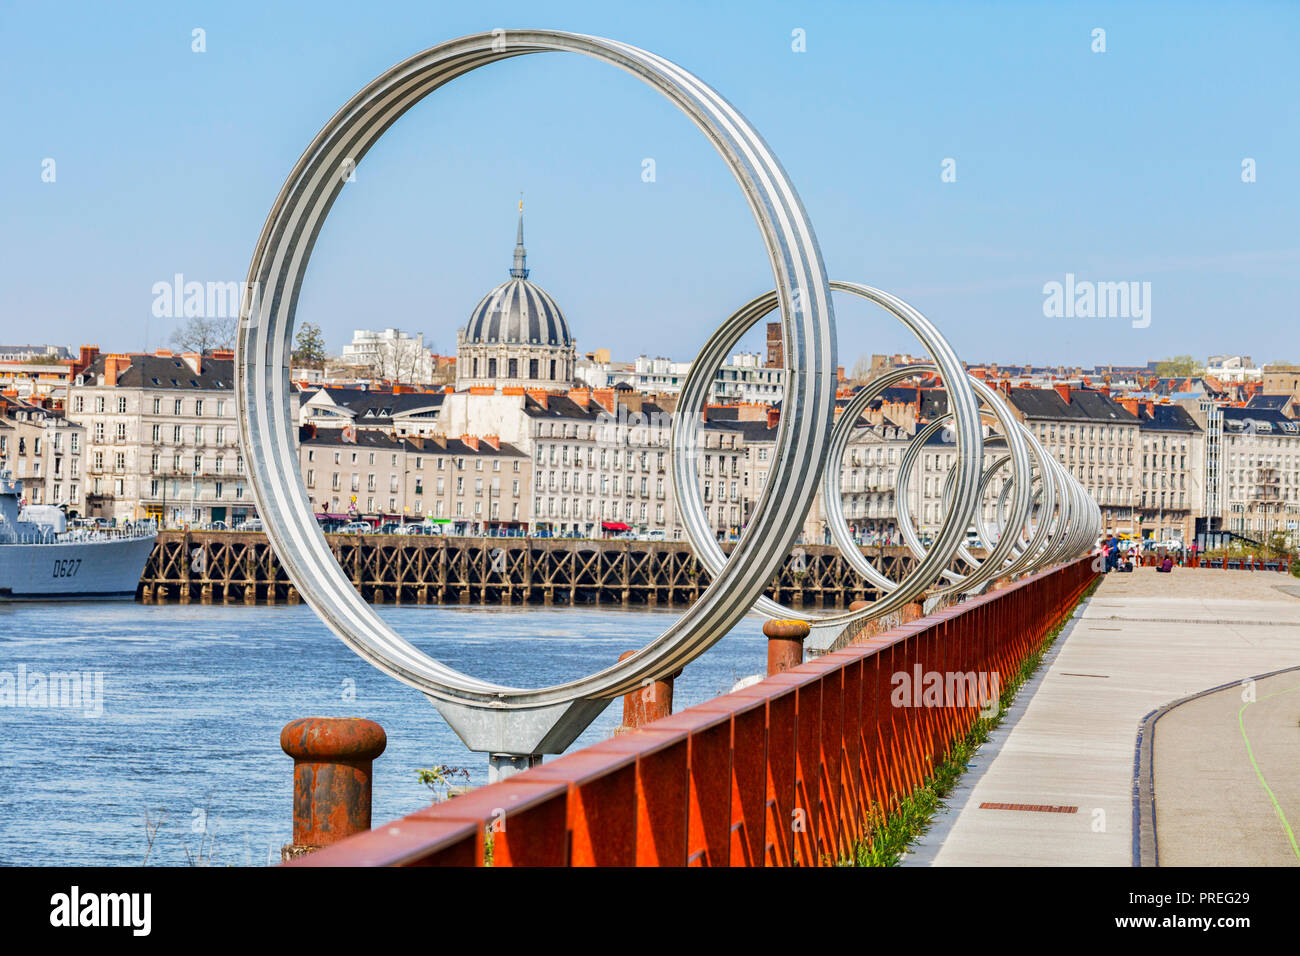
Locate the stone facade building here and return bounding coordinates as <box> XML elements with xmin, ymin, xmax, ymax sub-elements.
<box><xmin>67</xmin><ymin>351</ymin><xmax>250</xmax><ymax>526</ymax></box>
<box><xmin>300</xmin><ymin>428</ymin><xmax>530</xmax><ymax>533</ymax></box>
<box><xmin>1007</xmin><ymin>385</ymin><xmax>1140</xmax><ymax>534</ymax></box>
<box><xmin>0</xmin><ymin>397</ymin><xmax>86</xmax><ymax>511</ymax></box>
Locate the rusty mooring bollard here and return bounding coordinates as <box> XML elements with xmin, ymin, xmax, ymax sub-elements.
<box><xmin>764</xmin><ymin>619</ymin><xmax>810</xmax><ymax>676</ymax></box>
<box><xmin>848</xmin><ymin>600</ymin><xmax>881</xmax><ymax>641</ymax></box>
<box><xmin>615</xmin><ymin>649</ymin><xmax>677</xmax><ymax>733</ymax></box>
<box><xmin>280</xmin><ymin>716</ymin><xmax>387</xmax><ymax>861</ymax></box>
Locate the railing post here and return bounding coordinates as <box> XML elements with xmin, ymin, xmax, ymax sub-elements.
<box><xmin>280</xmin><ymin>717</ymin><xmax>387</xmax><ymax>861</ymax></box>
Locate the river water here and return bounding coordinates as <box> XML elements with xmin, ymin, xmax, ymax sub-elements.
<box><xmin>0</xmin><ymin>602</ymin><xmax>767</xmax><ymax>866</ymax></box>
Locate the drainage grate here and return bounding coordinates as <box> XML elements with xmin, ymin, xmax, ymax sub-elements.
<box><xmin>979</xmin><ymin>802</ymin><xmax>1077</xmax><ymax>813</ymax></box>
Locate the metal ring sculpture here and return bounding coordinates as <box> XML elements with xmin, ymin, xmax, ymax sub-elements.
<box><xmin>888</xmin><ymin>376</ymin><xmax>1033</xmax><ymax>595</ymax></box>
<box><xmin>236</xmin><ymin>30</ymin><xmax>838</xmax><ymax>716</ymax></box>
<box><xmin>671</xmin><ymin>284</ymin><xmax>985</xmax><ymax>623</ymax></box>
<box><xmin>237</xmin><ymin>30</ymin><xmax>1102</xmax><ymax>753</ymax></box>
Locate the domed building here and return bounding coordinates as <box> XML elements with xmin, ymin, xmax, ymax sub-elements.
<box><xmin>455</xmin><ymin>207</ymin><xmax>576</xmax><ymax>391</ymax></box>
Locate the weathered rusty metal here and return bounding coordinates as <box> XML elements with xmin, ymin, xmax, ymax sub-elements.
<box><xmin>283</xmin><ymin>554</ymin><xmax>1097</xmax><ymax>867</ymax></box>
<box><xmin>616</xmin><ymin>650</ymin><xmax>678</xmax><ymax>732</ymax></box>
<box><xmin>764</xmin><ymin>619</ymin><xmax>811</xmax><ymax>676</ymax></box>
<box><xmin>280</xmin><ymin>717</ymin><xmax>387</xmax><ymax>860</ymax></box>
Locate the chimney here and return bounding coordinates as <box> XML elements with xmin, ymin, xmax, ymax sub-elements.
<box><xmin>181</xmin><ymin>351</ymin><xmax>202</xmax><ymax>375</ymax></box>
<box><xmin>460</xmin><ymin>434</ymin><xmax>479</xmax><ymax>451</ymax></box>
<box><xmin>71</xmin><ymin>345</ymin><xmax>99</xmax><ymax>379</ymax></box>
<box><xmin>1053</xmin><ymin>382</ymin><xmax>1071</xmax><ymax>404</ymax></box>
<box><xmin>836</xmin><ymin>365</ymin><xmax>845</xmax><ymax>383</ymax></box>
<box><xmin>590</xmin><ymin>388</ymin><xmax>616</xmax><ymax>414</ymax></box>
<box><xmin>102</xmin><ymin>353</ymin><xmax>130</xmax><ymax>387</ymax></box>
<box><xmin>525</xmin><ymin>388</ymin><xmax>549</xmax><ymax>409</ymax></box>
<box><xmin>482</xmin><ymin>434</ymin><xmax>500</xmax><ymax>450</ymax></box>
<box><xmin>1145</xmin><ymin>400</ymin><xmax>1155</xmax><ymax>418</ymax></box>
<box><xmin>766</xmin><ymin>405</ymin><xmax>780</xmax><ymax>429</ymax></box>
<box><xmin>567</xmin><ymin>387</ymin><xmax>592</xmax><ymax>406</ymax></box>
<box><xmin>210</xmin><ymin>349</ymin><xmax>234</xmax><ymax>361</ymax></box>
<box><xmin>1119</xmin><ymin>397</ymin><xmax>1140</xmax><ymax>417</ymax></box>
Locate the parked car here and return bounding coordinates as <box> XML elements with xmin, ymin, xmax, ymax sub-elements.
<box><xmin>377</xmin><ymin>522</ymin><xmax>404</xmax><ymax>535</ymax></box>
<box><xmin>340</xmin><ymin>521</ymin><xmax>373</xmax><ymax>535</ymax></box>
<box><xmin>239</xmin><ymin>518</ymin><xmax>264</xmax><ymax>532</ymax></box>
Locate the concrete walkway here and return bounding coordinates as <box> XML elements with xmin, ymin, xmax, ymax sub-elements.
<box><xmin>902</xmin><ymin>567</ymin><xmax>1300</xmax><ymax>866</ymax></box>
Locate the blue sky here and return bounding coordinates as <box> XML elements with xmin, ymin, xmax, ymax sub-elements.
<box><xmin>3</xmin><ymin>0</ymin><xmax>1297</xmax><ymax>368</ymax></box>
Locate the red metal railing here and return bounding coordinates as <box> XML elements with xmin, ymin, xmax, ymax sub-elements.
<box><xmin>287</xmin><ymin>555</ymin><xmax>1099</xmax><ymax>867</ymax></box>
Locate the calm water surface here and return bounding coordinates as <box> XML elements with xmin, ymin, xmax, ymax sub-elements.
<box><xmin>0</xmin><ymin>602</ymin><xmax>766</xmax><ymax>866</ymax></box>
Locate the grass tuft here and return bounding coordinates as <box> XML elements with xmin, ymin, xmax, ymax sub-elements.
<box><xmin>845</xmin><ymin>580</ymin><xmax>1099</xmax><ymax>866</ymax></box>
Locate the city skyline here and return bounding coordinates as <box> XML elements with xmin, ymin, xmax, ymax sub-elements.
<box><xmin>4</xmin><ymin>1</ymin><xmax>1297</xmax><ymax>367</ymax></box>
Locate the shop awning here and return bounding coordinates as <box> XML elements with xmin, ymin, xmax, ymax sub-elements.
<box><xmin>602</xmin><ymin>522</ymin><xmax>631</xmax><ymax>532</ymax></box>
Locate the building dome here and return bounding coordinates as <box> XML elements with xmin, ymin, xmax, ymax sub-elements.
<box><xmin>455</xmin><ymin>204</ymin><xmax>577</xmax><ymax>391</ymax></box>
<box><xmin>464</xmin><ymin>277</ymin><xmax>571</xmax><ymax>347</ymax></box>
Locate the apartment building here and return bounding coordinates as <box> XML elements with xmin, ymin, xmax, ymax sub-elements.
<box><xmin>68</xmin><ymin>351</ymin><xmax>249</xmax><ymax>525</ymax></box>
<box><xmin>1218</xmin><ymin>407</ymin><xmax>1300</xmax><ymax>544</ymax></box>
<box><xmin>778</xmin><ymin>416</ymin><xmax>916</xmax><ymax>544</ymax></box>
<box><xmin>710</xmin><ymin>352</ymin><xmax>785</xmax><ymax>404</ymax></box>
<box><xmin>407</xmin><ymin>435</ymin><xmax>530</xmax><ymax>529</ymax></box>
<box><xmin>523</xmin><ymin>390</ymin><xmax>745</xmax><ymax>538</ymax></box>
<box><xmin>1123</xmin><ymin>400</ymin><xmax>1204</xmax><ymax>543</ymax></box>
<box><xmin>299</xmin><ymin>428</ymin><xmax>530</xmax><ymax>532</ymax></box>
<box><xmin>1006</xmin><ymin>385</ymin><xmax>1140</xmax><ymax>534</ymax></box>
<box><xmin>0</xmin><ymin>397</ymin><xmax>86</xmax><ymax>511</ymax></box>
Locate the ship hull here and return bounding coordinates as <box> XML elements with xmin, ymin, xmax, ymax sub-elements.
<box><xmin>0</xmin><ymin>536</ymin><xmax>156</xmax><ymax>601</ymax></box>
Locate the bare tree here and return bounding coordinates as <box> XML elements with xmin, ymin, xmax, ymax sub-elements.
<box><xmin>171</xmin><ymin>316</ymin><xmax>236</xmax><ymax>353</ymax></box>
<box><xmin>371</xmin><ymin>334</ymin><xmax>433</xmax><ymax>383</ymax></box>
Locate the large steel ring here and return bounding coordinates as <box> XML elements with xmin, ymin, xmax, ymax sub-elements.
<box><xmin>889</xmin><ymin>376</ymin><xmax>1033</xmax><ymax>595</ymax></box>
<box><xmin>235</xmin><ymin>30</ymin><xmax>837</xmax><ymax>708</ymax></box>
<box><xmin>670</xmin><ymin>284</ymin><xmax>983</xmax><ymax>623</ymax></box>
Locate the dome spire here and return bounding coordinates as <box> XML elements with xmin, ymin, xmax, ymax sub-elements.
<box><xmin>510</xmin><ymin>195</ymin><xmax>529</xmax><ymax>279</ymax></box>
